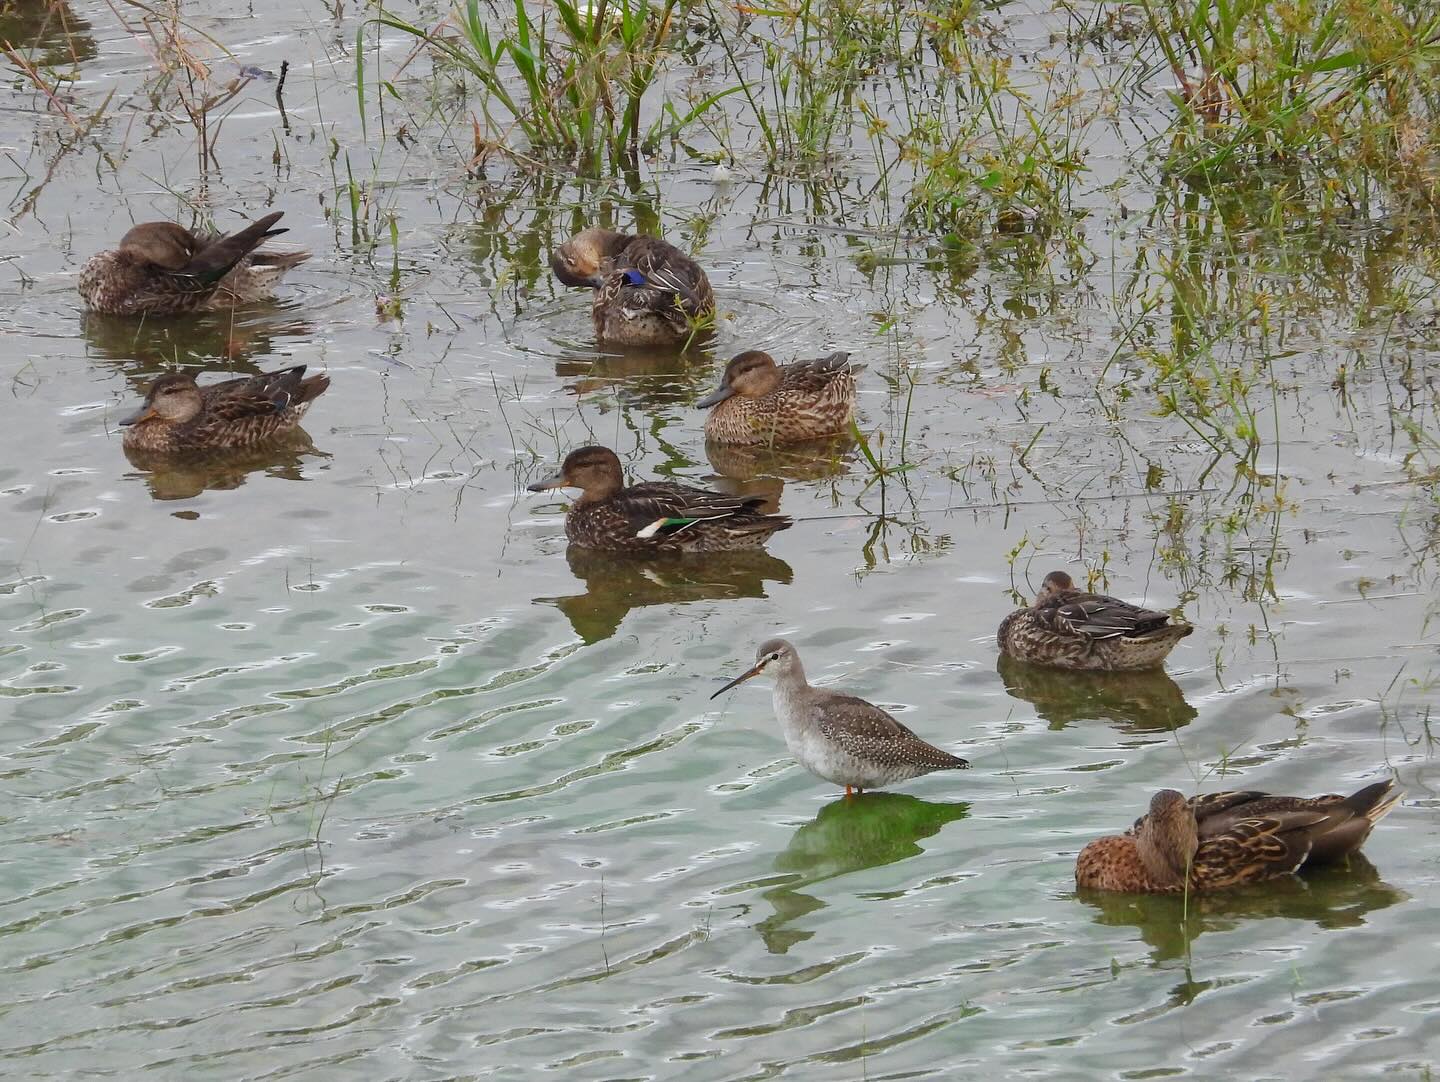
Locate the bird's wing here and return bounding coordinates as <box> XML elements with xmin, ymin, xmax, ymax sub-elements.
<box><xmin>202</xmin><ymin>367</ymin><xmax>308</xmax><ymax>423</ymax></box>
<box><xmin>1192</xmin><ymin>811</ymin><xmax>1328</xmax><ymax>889</ymax></box>
<box><xmin>610</xmin><ymin>482</ymin><xmax>762</xmax><ymax>534</ymax></box>
<box><xmin>1047</xmin><ymin>592</ymin><xmax>1172</xmax><ymax>639</ymax></box>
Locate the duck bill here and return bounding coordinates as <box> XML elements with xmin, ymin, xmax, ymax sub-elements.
<box><xmin>695</xmin><ymin>383</ymin><xmax>735</xmax><ymax>409</ymax></box>
<box><xmin>118</xmin><ymin>404</ymin><xmax>156</xmax><ymax>426</ymax></box>
<box><xmin>710</xmin><ymin>661</ymin><xmax>765</xmax><ymax>700</ymax></box>
<box><xmin>526</xmin><ymin>470</ymin><xmax>568</xmax><ymax>493</ymax></box>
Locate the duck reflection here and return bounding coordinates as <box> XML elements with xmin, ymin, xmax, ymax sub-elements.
<box><xmin>700</xmin><ymin>473</ymin><xmax>785</xmax><ymax>515</ymax></box>
<box><xmin>125</xmin><ymin>435</ymin><xmax>327</xmax><ymax>501</ymax></box>
<box><xmin>84</xmin><ymin>309</ymin><xmax>314</xmax><ymax>384</ymax></box>
<box><xmin>996</xmin><ymin>654</ymin><xmax>1197</xmax><ymax>732</ymax></box>
<box><xmin>553</xmin><ymin>344</ymin><xmax>714</xmax><ymax>407</ymax></box>
<box><xmin>705</xmin><ymin>435</ymin><xmax>855</xmax><ymax>485</ymax></box>
<box><xmin>0</xmin><ymin>1</ymin><xmax>96</xmax><ymax>67</ymax></box>
<box><xmin>538</xmin><ymin>546</ymin><xmax>793</xmax><ymax>644</ymax></box>
<box><xmin>756</xmin><ymin>793</ymin><xmax>970</xmax><ymax>954</ymax></box>
<box><xmin>1077</xmin><ymin>853</ymin><xmax>1405</xmax><ymax>964</ymax></box>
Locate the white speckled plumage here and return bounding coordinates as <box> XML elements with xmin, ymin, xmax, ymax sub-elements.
<box><xmin>712</xmin><ymin>638</ymin><xmax>969</xmax><ymax>794</ymax></box>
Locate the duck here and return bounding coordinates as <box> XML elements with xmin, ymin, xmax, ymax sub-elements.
<box><xmin>1076</xmin><ymin>780</ymin><xmax>1401</xmax><ymax>893</ymax></box>
<box><xmin>710</xmin><ymin>638</ymin><xmax>969</xmax><ymax>798</ymax></box>
<box><xmin>80</xmin><ymin>211</ymin><xmax>308</xmax><ymax>316</ymax></box>
<box><xmin>697</xmin><ymin>350</ymin><xmax>862</xmax><ymax>445</ymax></box>
<box><xmin>526</xmin><ymin>445</ymin><xmax>789</xmax><ymax>554</ymax></box>
<box><xmin>550</xmin><ymin>228</ymin><xmax>714</xmax><ymax>348</ymax></box>
<box><xmin>118</xmin><ymin>366</ymin><xmax>330</xmax><ymax>455</ymax></box>
<box><xmin>997</xmin><ymin>570</ymin><xmax>1192</xmax><ymax>671</ymax></box>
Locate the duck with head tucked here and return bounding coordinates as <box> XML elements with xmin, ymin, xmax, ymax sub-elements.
<box><xmin>119</xmin><ymin>366</ymin><xmax>330</xmax><ymax>456</ymax></box>
<box><xmin>1076</xmin><ymin>780</ymin><xmax>1400</xmax><ymax>894</ymax></box>
<box><xmin>80</xmin><ymin>211</ymin><xmax>308</xmax><ymax>316</ymax></box>
<box><xmin>697</xmin><ymin>350</ymin><xmax>862</xmax><ymax>445</ymax></box>
<box><xmin>551</xmin><ymin>228</ymin><xmax>715</xmax><ymax>348</ymax></box>
<box><xmin>998</xmin><ymin>570</ymin><xmax>1192</xmax><ymax>672</ymax></box>
<box><xmin>527</xmin><ymin>446</ymin><xmax>789</xmax><ymax>554</ymax></box>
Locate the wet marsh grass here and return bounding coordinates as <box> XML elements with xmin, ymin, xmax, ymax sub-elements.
<box><xmin>377</xmin><ymin>0</ymin><xmax>731</xmax><ymax>175</ymax></box>
<box><xmin>361</xmin><ymin>0</ymin><xmax>1440</xmax><ymax>547</ymax></box>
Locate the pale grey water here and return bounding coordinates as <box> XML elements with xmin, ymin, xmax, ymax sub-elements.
<box><xmin>1</xmin><ymin>1</ymin><xmax>1437</xmax><ymax>1079</ymax></box>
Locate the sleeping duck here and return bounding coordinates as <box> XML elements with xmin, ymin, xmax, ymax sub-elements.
<box><xmin>551</xmin><ymin>228</ymin><xmax>715</xmax><ymax>348</ymax></box>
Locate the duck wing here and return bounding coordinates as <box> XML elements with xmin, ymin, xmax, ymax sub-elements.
<box><xmin>178</xmin><ymin>212</ymin><xmax>288</xmax><ymax>286</ymax></box>
<box><xmin>612</xmin><ymin>237</ymin><xmax>714</xmax><ymax>326</ymax></box>
<box><xmin>1194</xmin><ymin>781</ymin><xmax>1399</xmax><ymax>863</ymax></box>
<box><xmin>200</xmin><ymin>366</ymin><xmax>315</xmax><ymax>423</ymax></box>
<box><xmin>613</xmin><ymin>481</ymin><xmax>782</xmax><ymax>539</ymax></box>
<box><xmin>1191</xmin><ymin>809</ymin><xmax>1332</xmax><ymax>890</ymax></box>
<box><xmin>779</xmin><ymin>352</ymin><xmax>862</xmax><ymax>393</ymax></box>
<box><xmin>1041</xmin><ymin>590</ymin><xmax>1175</xmax><ymax>640</ymax></box>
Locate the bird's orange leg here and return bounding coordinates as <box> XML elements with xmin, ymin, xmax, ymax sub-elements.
<box><xmin>844</xmin><ymin>785</ymin><xmax>853</xmax><ymax>798</ymax></box>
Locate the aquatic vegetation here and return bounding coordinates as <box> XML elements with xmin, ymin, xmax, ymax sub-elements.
<box><xmin>1132</xmin><ymin>0</ymin><xmax>1440</xmax><ymax>199</ymax></box>
<box><xmin>378</xmin><ymin>0</ymin><xmax>731</xmax><ymax>174</ymax></box>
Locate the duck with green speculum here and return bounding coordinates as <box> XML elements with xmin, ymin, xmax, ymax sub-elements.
<box><xmin>118</xmin><ymin>366</ymin><xmax>330</xmax><ymax>456</ymax></box>
<box><xmin>80</xmin><ymin>211</ymin><xmax>308</xmax><ymax>316</ymax></box>
<box><xmin>697</xmin><ymin>350</ymin><xmax>863</xmax><ymax>445</ymax></box>
<box><xmin>550</xmin><ymin>228</ymin><xmax>715</xmax><ymax>348</ymax></box>
<box><xmin>1076</xmin><ymin>779</ymin><xmax>1401</xmax><ymax>894</ymax></box>
<box><xmin>997</xmin><ymin>570</ymin><xmax>1193</xmax><ymax>672</ymax></box>
<box><xmin>526</xmin><ymin>446</ymin><xmax>790</xmax><ymax>554</ymax></box>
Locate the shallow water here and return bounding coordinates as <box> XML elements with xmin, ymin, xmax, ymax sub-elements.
<box><xmin>1</xmin><ymin>1</ymin><xmax>1438</xmax><ymax>1078</ymax></box>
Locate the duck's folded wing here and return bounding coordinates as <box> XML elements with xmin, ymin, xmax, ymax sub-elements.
<box><xmin>1192</xmin><ymin>811</ymin><xmax>1328</xmax><ymax>888</ymax></box>
<box><xmin>203</xmin><ymin>367</ymin><xmax>310</xmax><ymax>423</ymax></box>
<box><xmin>623</xmin><ymin>240</ymin><xmax>713</xmax><ymax>317</ymax></box>
<box><xmin>782</xmin><ymin>352</ymin><xmax>860</xmax><ymax>392</ymax></box>
<box><xmin>1051</xmin><ymin>594</ymin><xmax>1172</xmax><ymax>640</ymax></box>
<box><xmin>179</xmin><ymin>212</ymin><xmax>287</xmax><ymax>285</ymax></box>
<box><xmin>615</xmin><ymin>482</ymin><xmax>766</xmax><ymax>534</ymax></box>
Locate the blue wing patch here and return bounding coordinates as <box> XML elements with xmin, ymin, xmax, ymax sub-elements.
<box><xmin>620</xmin><ymin>269</ymin><xmax>647</xmax><ymax>287</ymax></box>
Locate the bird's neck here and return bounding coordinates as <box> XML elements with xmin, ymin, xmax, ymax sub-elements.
<box><xmin>772</xmin><ymin>662</ymin><xmax>809</xmax><ymax>699</ymax></box>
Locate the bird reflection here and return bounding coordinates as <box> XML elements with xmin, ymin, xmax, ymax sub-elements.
<box><xmin>1076</xmin><ymin>853</ymin><xmax>1405</xmax><ymax>964</ymax></box>
<box><xmin>537</xmin><ymin>546</ymin><xmax>793</xmax><ymax>644</ymax></box>
<box><xmin>701</xmin><ymin>473</ymin><xmax>785</xmax><ymax>515</ymax></box>
<box><xmin>705</xmin><ymin>435</ymin><xmax>856</xmax><ymax>485</ymax></box>
<box><xmin>756</xmin><ymin>793</ymin><xmax>970</xmax><ymax>954</ymax></box>
<box><xmin>124</xmin><ymin>434</ymin><xmax>327</xmax><ymax>501</ymax></box>
<box><xmin>83</xmin><ymin>309</ymin><xmax>314</xmax><ymax>386</ymax></box>
<box><xmin>0</xmin><ymin>1</ymin><xmax>96</xmax><ymax>67</ymax></box>
<box><xmin>996</xmin><ymin>654</ymin><xmax>1198</xmax><ymax>732</ymax></box>
<box><xmin>553</xmin><ymin>344</ymin><xmax>714</xmax><ymax>407</ymax></box>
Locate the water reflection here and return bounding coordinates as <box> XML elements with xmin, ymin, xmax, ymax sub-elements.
<box><xmin>83</xmin><ymin>309</ymin><xmax>314</xmax><ymax>380</ymax></box>
<box><xmin>552</xmin><ymin>344</ymin><xmax>715</xmax><ymax>407</ymax></box>
<box><xmin>1077</xmin><ymin>854</ymin><xmax>1405</xmax><ymax>963</ymax></box>
<box><xmin>705</xmin><ymin>435</ymin><xmax>855</xmax><ymax>485</ymax></box>
<box><xmin>124</xmin><ymin>434</ymin><xmax>327</xmax><ymax>501</ymax></box>
<box><xmin>756</xmin><ymin>793</ymin><xmax>970</xmax><ymax>954</ymax></box>
<box><xmin>0</xmin><ymin>1</ymin><xmax>95</xmax><ymax>67</ymax></box>
<box><xmin>538</xmin><ymin>546</ymin><xmax>793</xmax><ymax>644</ymax></box>
<box><xmin>996</xmin><ymin>654</ymin><xmax>1197</xmax><ymax>732</ymax></box>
